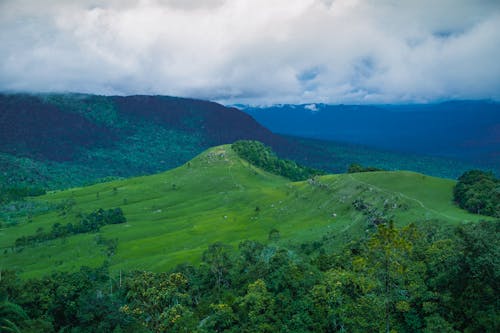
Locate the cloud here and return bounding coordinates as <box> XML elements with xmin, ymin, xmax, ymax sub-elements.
<box><xmin>0</xmin><ymin>0</ymin><xmax>499</xmax><ymax>104</ymax></box>
<box><xmin>304</xmin><ymin>103</ymin><xmax>319</xmax><ymax>112</ymax></box>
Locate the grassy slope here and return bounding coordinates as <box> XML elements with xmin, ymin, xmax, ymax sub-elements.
<box><xmin>0</xmin><ymin>145</ymin><xmax>489</xmax><ymax>278</ymax></box>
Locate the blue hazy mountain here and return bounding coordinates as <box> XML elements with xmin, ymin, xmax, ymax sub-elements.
<box><xmin>241</xmin><ymin>101</ymin><xmax>500</xmax><ymax>168</ymax></box>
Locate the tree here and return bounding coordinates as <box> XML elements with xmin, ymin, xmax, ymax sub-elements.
<box><xmin>367</xmin><ymin>221</ymin><xmax>416</xmax><ymax>333</ymax></box>
<box><xmin>202</xmin><ymin>242</ymin><xmax>233</xmax><ymax>290</ymax></box>
<box><xmin>268</xmin><ymin>229</ymin><xmax>280</xmax><ymax>242</ymax></box>
<box><xmin>201</xmin><ymin>303</ymin><xmax>237</xmax><ymax>332</ymax></box>
<box><xmin>122</xmin><ymin>272</ymin><xmax>194</xmax><ymax>333</ymax></box>
<box><xmin>428</xmin><ymin>221</ymin><xmax>500</xmax><ymax>332</ymax></box>
<box><xmin>237</xmin><ymin>279</ymin><xmax>277</xmax><ymax>332</ymax></box>
<box><xmin>454</xmin><ymin>170</ymin><xmax>499</xmax><ymax>217</ymax></box>
<box><xmin>311</xmin><ymin>268</ymin><xmax>383</xmax><ymax>332</ymax></box>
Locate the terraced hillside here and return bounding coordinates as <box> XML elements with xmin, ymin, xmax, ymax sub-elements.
<box><xmin>0</xmin><ymin>145</ymin><xmax>489</xmax><ymax>279</ymax></box>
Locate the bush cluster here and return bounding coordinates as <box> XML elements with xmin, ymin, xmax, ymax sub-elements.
<box><xmin>232</xmin><ymin>140</ymin><xmax>324</xmax><ymax>181</ymax></box>
<box><xmin>454</xmin><ymin>170</ymin><xmax>500</xmax><ymax>217</ymax></box>
<box><xmin>14</xmin><ymin>208</ymin><xmax>126</xmax><ymax>248</ymax></box>
<box><xmin>0</xmin><ymin>185</ymin><xmax>45</xmax><ymax>204</ymax></box>
<box><xmin>347</xmin><ymin>163</ymin><xmax>384</xmax><ymax>173</ymax></box>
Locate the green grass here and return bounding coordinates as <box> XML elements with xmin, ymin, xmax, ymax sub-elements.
<box><xmin>0</xmin><ymin>145</ymin><xmax>491</xmax><ymax>278</ymax></box>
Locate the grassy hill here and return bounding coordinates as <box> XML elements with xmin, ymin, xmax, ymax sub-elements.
<box><xmin>0</xmin><ymin>144</ymin><xmax>490</xmax><ymax>279</ymax></box>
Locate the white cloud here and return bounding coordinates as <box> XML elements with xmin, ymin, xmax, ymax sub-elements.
<box><xmin>0</xmin><ymin>0</ymin><xmax>499</xmax><ymax>104</ymax></box>
<box><xmin>304</xmin><ymin>103</ymin><xmax>318</xmax><ymax>112</ymax></box>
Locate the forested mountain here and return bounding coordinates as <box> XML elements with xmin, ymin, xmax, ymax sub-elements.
<box><xmin>0</xmin><ymin>93</ymin><xmax>283</xmax><ymax>163</ymax></box>
<box><xmin>0</xmin><ymin>94</ymin><xmax>491</xmax><ymax>193</ymax></box>
<box><xmin>0</xmin><ymin>93</ymin><xmax>284</xmax><ymax>190</ymax></box>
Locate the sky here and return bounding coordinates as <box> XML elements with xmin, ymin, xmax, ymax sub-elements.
<box><xmin>1</xmin><ymin>0</ymin><xmax>500</xmax><ymax>105</ymax></box>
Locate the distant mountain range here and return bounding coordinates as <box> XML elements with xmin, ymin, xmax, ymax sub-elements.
<box><xmin>0</xmin><ymin>94</ymin><xmax>495</xmax><ymax>190</ymax></box>
<box><xmin>241</xmin><ymin>101</ymin><xmax>500</xmax><ymax>168</ymax></box>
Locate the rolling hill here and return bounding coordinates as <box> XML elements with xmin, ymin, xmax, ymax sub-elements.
<box><xmin>0</xmin><ymin>144</ymin><xmax>490</xmax><ymax>279</ymax></box>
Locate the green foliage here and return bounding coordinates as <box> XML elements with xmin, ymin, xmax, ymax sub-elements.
<box><xmin>122</xmin><ymin>271</ymin><xmax>195</xmax><ymax>333</ymax></box>
<box><xmin>0</xmin><ymin>186</ymin><xmax>45</xmax><ymax>205</ymax></box>
<box><xmin>348</xmin><ymin>163</ymin><xmax>384</xmax><ymax>173</ymax></box>
<box><xmin>0</xmin><ymin>298</ymin><xmax>29</xmax><ymax>333</ymax></box>
<box><xmin>454</xmin><ymin>170</ymin><xmax>500</xmax><ymax>217</ymax></box>
<box><xmin>14</xmin><ymin>208</ymin><xmax>126</xmax><ymax>248</ymax></box>
<box><xmin>0</xmin><ymin>120</ymin><xmax>204</xmax><ymax>192</ymax></box>
<box><xmin>202</xmin><ymin>242</ymin><xmax>233</xmax><ymax>290</ymax></box>
<box><xmin>428</xmin><ymin>221</ymin><xmax>500</xmax><ymax>332</ymax></box>
<box><xmin>10</xmin><ymin>266</ymin><xmax>139</xmax><ymax>332</ymax></box>
<box><xmin>238</xmin><ymin>279</ymin><xmax>277</xmax><ymax>332</ymax></box>
<box><xmin>268</xmin><ymin>228</ymin><xmax>280</xmax><ymax>242</ymax></box>
<box><xmin>232</xmin><ymin>140</ymin><xmax>324</xmax><ymax>181</ymax></box>
<box><xmin>202</xmin><ymin>303</ymin><xmax>237</xmax><ymax>332</ymax></box>
<box><xmin>41</xmin><ymin>94</ymin><xmax>121</xmax><ymax>127</ymax></box>
<box><xmin>366</xmin><ymin>222</ymin><xmax>417</xmax><ymax>332</ymax></box>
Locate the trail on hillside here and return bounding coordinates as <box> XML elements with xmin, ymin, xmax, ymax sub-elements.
<box><xmin>347</xmin><ymin>174</ymin><xmax>461</xmax><ymax>221</ymax></box>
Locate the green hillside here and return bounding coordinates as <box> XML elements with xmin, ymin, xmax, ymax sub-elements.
<box><xmin>0</xmin><ymin>145</ymin><xmax>489</xmax><ymax>278</ymax></box>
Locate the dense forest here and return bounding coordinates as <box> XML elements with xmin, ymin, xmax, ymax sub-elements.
<box><xmin>454</xmin><ymin>170</ymin><xmax>500</xmax><ymax>217</ymax></box>
<box><xmin>1</xmin><ymin>219</ymin><xmax>498</xmax><ymax>332</ymax></box>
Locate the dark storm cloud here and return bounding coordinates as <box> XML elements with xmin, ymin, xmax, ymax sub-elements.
<box><xmin>0</xmin><ymin>0</ymin><xmax>499</xmax><ymax>104</ymax></box>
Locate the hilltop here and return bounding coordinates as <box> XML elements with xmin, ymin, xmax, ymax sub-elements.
<box><xmin>0</xmin><ymin>144</ymin><xmax>489</xmax><ymax>278</ymax></box>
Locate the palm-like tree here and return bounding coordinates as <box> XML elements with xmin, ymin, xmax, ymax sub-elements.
<box><xmin>0</xmin><ymin>299</ymin><xmax>28</xmax><ymax>333</ymax></box>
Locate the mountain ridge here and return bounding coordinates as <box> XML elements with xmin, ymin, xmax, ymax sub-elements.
<box><xmin>0</xmin><ymin>93</ymin><xmax>495</xmax><ymax>193</ymax></box>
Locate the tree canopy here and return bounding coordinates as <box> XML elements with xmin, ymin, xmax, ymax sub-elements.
<box><xmin>454</xmin><ymin>170</ymin><xmax>500</xmax><ymax>217</ymax></box>
<box><xmin>232</xmin><ymin>140</ymin><xmax>324</xmax><ymax>181</ymax></box>
<box><xmin>2</xmin><ymin>220</ymin><xmax>498</xmax><ymax>332</ymax></box>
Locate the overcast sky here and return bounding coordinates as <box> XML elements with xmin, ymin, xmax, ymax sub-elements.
<box><xmin>1</xmin><ymin>0</ymin><xmax>499</xmax><ymax>105</ymax></box>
